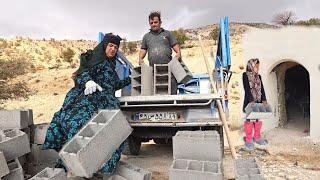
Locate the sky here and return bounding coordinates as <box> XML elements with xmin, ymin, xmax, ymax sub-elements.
<box><xmin>0</xmin><ymin>0</ymin><xmax>319</xmax><ymax>41</ymax></box>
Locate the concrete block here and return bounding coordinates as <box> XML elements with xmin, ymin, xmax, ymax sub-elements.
<box><xmin>2</xmin><ymin>159</ymin><xmax>24</xmax><ymax>180</ymax></box>
<box><xmin>26</xmin><ymin>163</ymin><xmax>56</xmax><ymax>177</ymax></box>
<box><xmin>116</xmin><ymin>161</ymin><xmax>152</xmax><ymax>180</ymax></box>
<box><xmin>0</xmin><ymin>129</ymin><xmax>31</xmax><ymax>161</ymax></box>
<box><xmin>0</xmin><ymin>110</ymin><xmax>29</xmax><ymax>130</ymax></box>
<box><xmin>235</xmin><ymin>158</ymin><xmax>264</xmax><ymax>180</ymax></box>
<box><xmin>18</xmin><ymin>155</ymin><xmax>27</xmax><ymax>166</ymax></box>
<box><xmin>131</xmin><ymin>64</ymin><xmax>153</xmax><ymax>96</ymax></box>
<box><xmin>30</xmin><ymin>123</ymin><xmax>50</xmax><ymax>144</ymax></box>
<box><xmin>27</xmin><ymin>144</ymin><xmax>59</xmax><ymax>164</ymax></box>
<box><xmin>0</xmin><ymin>151</ymin><xmax>9</xmax><ymax>178</ymax></box>
<box><xmin>25</xmin><ymin>109</ymin><xmax>34</xmax><ymax>126</ymax></box>
<box><xmin>154</xmin><ymin>64</ymin><xmax>171</xmax><ymax>95</ymax></box>
<box><xmin>22</xmin><ymin>127</ymin><xmax>31</xmax><ymax>143</ymax></box>
<box><xmin>169</xmin><ymin>159</ymin><xmax>223</xmax><ymax>180</ymax></box>
<box><xmin>245</xmin><ymin>103</ymin><xmax>272</xmax><ymax>120</ymax></box>
<box><xmin>168</xmin><ymin>58</ymin><xmax>192</xmax><ymax>84</ymax></box>
<box><xmin>173</xmin><ymin>131</ymin><xmax>222</xmax><ymax>161</ymax></box>
<box><xmin>59</xmin><ymin>110</ymin><xmax>133</xmax><ymax>178</ymax></box>
<box><xmin>30</xmin><ymin>167</ymin><xmax>66</xmax><ymax>180</ymax></box>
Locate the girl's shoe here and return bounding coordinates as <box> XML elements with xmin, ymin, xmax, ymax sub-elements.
<box><xmin>254</xmin><ymin>138</ymin><xmax>268</xmax><ymax>145</ymax></box>
<box><xmin>244</xmin><ymin>141</ymin><xmax>255</xmax><ymax>151</ymax></box>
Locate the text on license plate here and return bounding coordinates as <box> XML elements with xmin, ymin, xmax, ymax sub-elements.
<box><xmin>135</xmin><ymin>112</ymin><xmax>178</xmax><ymax>121</ymax></box>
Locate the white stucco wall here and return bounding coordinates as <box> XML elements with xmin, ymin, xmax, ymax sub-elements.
<box><xmin>242</xmin><ymin>27</ymin><xmax>320</xmax><ymax>138</ymax></box>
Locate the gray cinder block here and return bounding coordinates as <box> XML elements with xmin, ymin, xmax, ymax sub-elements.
<box><xmin>0</xmin><ymin>151</ymin><xmax>9</xmax><ymax>178</ymax></box>
<box><xmin>245</xmin><ymin>103</ymin><xmax>272</xmax><ymax>120</ymax></box>
<box><xmin>30</xmin><ymin>167</ymin><xmax>66</xmax><ymax>180</ymax></box>
<box><xmin>235</xmin><ymin>158</ymin><xmax>264</xmax><ymax>180</ymax></box>
<box><xmin>116</xmin><ymin>161</ymin><xmax>152</xmax><ymax>180</ymax></box>
<box><xmin>0</xmin><ymin>129</ymin><xmax>31</xmax><ymax>161</ymax></box>
<box><xmin>131</xmin><ymin>64</ymin><xmax>154</xmax><ymax>96</ymax></box>
<box><xmin>30</xmin><ymin>123</ymin><xmax>50</xmax><ymax>144</ymax></box>
<box><xmin>26</xmin><ymin>163</ymin><xmax>56</xmax><ymax>177</ymax></box>
<box><xmin>22</xmin><ymin>127</ymin><xmax>31</xmax><ymax>142</ymax></box>
<box><xmin>2</xmin><ymin>159</ymin><xmax>24</xmax><ymax>180</ymax></box>
<box><xmin>169</xmin><ymin>159</ymin><xmax>223</xmax><ymax>180</ymax></box>
<box><xmin>0</xmin><ymin>110</ymin><xmax>29</xmax><ymax>130</ymax></box>
<box><xmin>173</xmin><ymin>131</ymin><xmax>222</xmax><ymax>161</ymax></box>
<box><xmin>59</xmin><ymin>110</ymin><xmax>132</xmax><ymax>178</ymax></box>
<box><xmin>27</xmin><ymin>144</ymin><xmax>59</xmax><ymax>165</ymax></box>
<box><xmin>168</xmin><ymin>58</ymin><xmax>192</xmax><ymax>84</ymax></box>
<box><xmin>18</xmin><ymin>155</ymin><xmax>27</xmax><ymax>166</ymax></box>
<box><xmin>154</xmin><ymin>64</ymin><xmax>171</xmax><ymax>95</ymax></box>
<box><xmin>25</xmin><ymin>109</ymin><xmax>34</xmax><ymax>126</ymax></box>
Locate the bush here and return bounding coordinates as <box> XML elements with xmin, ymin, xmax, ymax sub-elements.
<box><xmin>296</xmin><ymin>18</ymin><xmax>320</xmax><ymax>26</ymax></box>
<box><xmin>127</xmin><ymin>42</ymin><xmax>137</xmax><ymax>54</ymax></box>
<box><xmin>0</xmin><ymin>58</ymin><xmax>32</xmax><ymax>100</ymax></box>
<box><xmin>0</xmin><ymin>59</ymin><xmax>31</xmax><ymax>80</ymax></box>
<box><xmin>0</xmin><ymin>39</ymin><xmax>8</xmax><ymax>49</ymax></box>
<box><xmin>171</xmin><ymin>28</ymin><xmax>189</xmax><ymax>45</ymax></box>
<box><xmin>62</xmin><ymin>48</ymin><xmax>75</xmax><ymax>63</ymax></box>
<box><xmin>0</xmin><ymin>81</ymin><xmax>30</xmax><ymax>100</ymax></box>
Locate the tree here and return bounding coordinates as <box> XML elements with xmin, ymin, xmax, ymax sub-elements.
<box><xmin>62</xmin><ymin>48</ymin><xmax>75</xmax><ymax>63</ymax></box>
<box><xmin>272</xmin><ymin>11</ymin><xmax>296</xmax><ymax>26</ymax></box>
<box><xmin>127</xmin><ymin>41</ymin><xmax>137</xmax><ymax>54</ymax></box>
<box><xmin>171</xmin><ymin>28</ymin><xmax>189</xmax><ymax>45</ymax></box>
<box><xmin>209</xmin><ymin>27</ymin><xmax>220</xmax><ymax>45</ymax></box>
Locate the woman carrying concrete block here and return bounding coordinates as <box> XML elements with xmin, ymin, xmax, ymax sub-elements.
<box><xmin>242</xmin><ymin>58</ymin><xmax>268</xmax><ymax>151</ymax></box>
<box><xmin>42</xmin><ymin>33</ymin><xmax>131</xmax><ymax>176</ymax></box>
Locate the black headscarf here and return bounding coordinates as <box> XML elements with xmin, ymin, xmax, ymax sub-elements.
<box><xmin>72</xmin><ymin>33</ymin><xmax>122</xmax><ymax>79</ymax></box>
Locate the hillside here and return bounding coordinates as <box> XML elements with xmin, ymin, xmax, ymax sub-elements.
<box><xmin>0</xmin><ymin>23</ymin><xmax>261</xmax><ymax>124</ymax></box>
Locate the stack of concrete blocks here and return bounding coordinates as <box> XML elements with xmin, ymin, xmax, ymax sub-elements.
<box><xmin>108</xmin><ymin>161</ymin><xmax>152</xmax><ymax>180</ymax></box>
<box><xmin>245</xmin><ymin>103</ymin><xmax>272</xmax><ymax>120</ymax></box>
<box><xmin>131</xmin><ymin>64</ymin><xmax>154</xmax><ymax>96</ymax></box>
<box><xmin>59</xmin><ymin>110</ymin><xmax>133</xmax><ymax>178</ymax></box>
<box><xmin>0</xmin><ymin>109</ymin><xmax>34</xmax><ymax>179</ymax></box>
<box><xmin>2</xmin><ymin>159</ymin><xmax>24</xmax><ymax>180</ymax></box>
<box><xmin>235</xmin><ymin>158</ymin><xmax>264</xmax><ymax>180</ymax></box>
<box><xmin>27</xmin><ymin>123</ymin><xmax>59</xmax><ymax>176</ymax></box>
<box><xmin>170</xmin><ymin>131</ymin><xmax>223</xmax><ymax>180</ymax></box>
<box><xmin>154</xmin><ymin>64</ymin><xmax>171</xmax><ymax>95</ymax></box>
<box><xmin>0</xmin><ymin>130</ymin><xmax>30</xmax><ymax>179</ymax></box>
<box><xmin>168</xmin><ymin>58</ymin><xmax>192</xmax><ymax>84</ymax></box>
<box><xmin>30</xmin><ymin>167</ymin><xmax>67</xmax><ymax>180</ymax></box>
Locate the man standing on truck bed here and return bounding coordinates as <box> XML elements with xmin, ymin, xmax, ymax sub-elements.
<box><xmin>138</xmin><ymin>11</ymin><xmax>182</xmax><ymax>94</ymax></box>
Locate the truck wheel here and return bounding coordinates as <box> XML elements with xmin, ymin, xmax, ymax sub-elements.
<box><xmin>123</xmin><ymin>136</ymin><xmax>141</xmax><ymax>156</ymax></box>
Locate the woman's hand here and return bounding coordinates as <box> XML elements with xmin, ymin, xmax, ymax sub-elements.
<box><xmin>84</xmin><ymin>80</ymin><xmax>103</xmax><ymax>95</ymax></box>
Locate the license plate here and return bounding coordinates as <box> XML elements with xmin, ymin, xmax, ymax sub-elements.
<box><xmin>135</xmin><ymin>112</ymin><xmax>178</xmax><ymax>121</ymax></box>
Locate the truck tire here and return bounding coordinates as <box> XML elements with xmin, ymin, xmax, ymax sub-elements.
<box><xmin>123</xmin><ymin>136</ymin><xmax>141</xmax><ymax>156</ymax></box>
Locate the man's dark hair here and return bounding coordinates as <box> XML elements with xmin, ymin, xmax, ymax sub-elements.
<box><xmin>149</xmin><ymin>11</ymin><xmax>161</xmax><ymax>22</ymax></box>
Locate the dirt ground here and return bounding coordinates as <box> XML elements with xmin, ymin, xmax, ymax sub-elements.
<box><xmin>121</xmin><ymin>122</ymin><xmax>320</xmax><ymax>180</ymax></box>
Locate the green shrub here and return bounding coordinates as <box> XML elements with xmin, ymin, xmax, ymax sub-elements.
<box><xmin>62</xmin><ymin>48</ymin><xmax>75</xmax><ymax>63</ymax></box>
<box><xmin>171</xmin><ymin>28</ymin><xmax>189</xmax><ymax>45</ymax></box>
